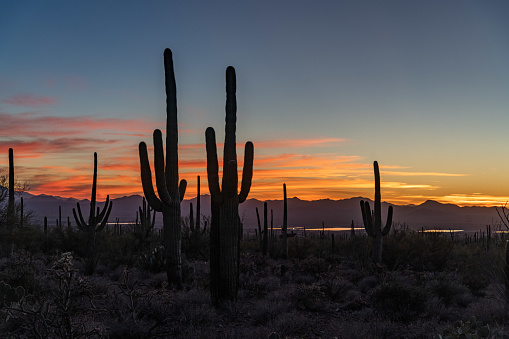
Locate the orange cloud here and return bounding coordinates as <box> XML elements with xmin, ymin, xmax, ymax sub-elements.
<box><xmin>254</xmin><ymin>138</ymin><xmax>347</xmax><ymax>148</ymax></box>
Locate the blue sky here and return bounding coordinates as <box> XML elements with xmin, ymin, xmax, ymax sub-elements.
<box><xmin>1</xmin><ymin>1</ymin><xmax>509</xmax><ymax>205</ymax></box>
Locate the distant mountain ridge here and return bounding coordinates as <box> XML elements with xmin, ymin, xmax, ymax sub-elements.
<box><xmin>16</xmin><ymin>192</ymin><xmax>502</xmax><ymax>232</ymax></box>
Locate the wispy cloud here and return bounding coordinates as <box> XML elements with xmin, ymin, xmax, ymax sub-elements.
<box><xmin>254</xmin><ymin>138</ymin><xmax>348</xmax><ymax>148</ymax></box>
<box><xmin>1</xmin><ymin>94</ymin><xmax>57</xmax><ymax>107</ymax></box>
<box><xmin>0</xmin><ymin>112</ymin><xmax>158</xmax><ymax>138</ymax></box>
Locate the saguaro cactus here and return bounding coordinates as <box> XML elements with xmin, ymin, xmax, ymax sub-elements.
<box><xmin>206</xmin><ymin>66</ymin><xmax>254</xmax><ymax>303</ymax></box>
<box><xmin>280</xmin><ymin>183</ymin><xmax>297</xmax><ymax>258</ymax></box>
<box><xmin>72</xmin><ymin>152</ymin><xmax>112</xmax><ymax>275</ymax></box>
<box><xmin>360</xmin><ymin>161</ymin><xmax>393</xmax><ymax>264</ymax></box>
<box><xmin>8</xmin><ymin>148</ymin><xmax>14</xmax><ymax>221</ymax></box>
<box><xmin>195</xmin><ymin>175</ymin><xmax>201</xmax><ymax>232</ymax></box>
<box><xmin>262</xmin><ymin>201</ymin><xmax>268</xmax><ymax>256</ymax></box>
<box><xmin>135</xmin><ymin>197</ymin><xmax>156</xmax><ymax>251</ymax></box>
<box><xmin>505</xmin><ymin>241</ymin><xmax>509</xmax><ymax>303</ymax></box>
<box><xmin>139</xmin><ymin>49</ymin><xmax>187</xmax><ymax>289</ymax></box>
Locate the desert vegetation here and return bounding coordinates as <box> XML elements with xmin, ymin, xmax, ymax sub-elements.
<box><xmin>1</xmin><ymin>49</ymin><xmax>509</xmax><ymax>338</ymax></box>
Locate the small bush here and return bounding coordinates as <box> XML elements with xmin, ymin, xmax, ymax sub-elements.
<box><xmin>372</xmin><ymin>280</ymin><xmax>428</xmax><ymax>322</ymax></box>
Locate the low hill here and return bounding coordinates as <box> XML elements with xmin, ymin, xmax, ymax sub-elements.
<box><xmin>17</xmin><ymin>193</ymin><xmax>503</xmax><ymax>232</ymax></box>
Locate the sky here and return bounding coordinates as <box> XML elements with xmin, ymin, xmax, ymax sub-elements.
<box><xmin>1</xmin><ymin>1</ymin><xmax>509</xmax><ymax>206</ymax></box>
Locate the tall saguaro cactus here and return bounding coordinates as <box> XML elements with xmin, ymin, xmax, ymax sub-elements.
<box><xmin>139</xmin><ymin>49</ymin><xmax>187</xmax><ymax>289</ymax></box>
<box><xmin>281</xmin><ymin>183</ymin><xmax>288</xmax><ymax>258</ymax></box>
<box><xmin>8</xmin><ymin>148</ymin><xmax>14</xmax><ymax>221</ymax></box>
<box><xmin>360</xmin><ymin>161</ymin><xmax>393</xmax><ymax>264</ymax></box>
<box><xmin>72</xmin><ymin>152</ymin><xmax>113</xmax><ymax>275</ymax></box>
<box><xmin>206</xmin><ymin>66</ymin><xmax>254</xmax><ymax>303</ymax></box>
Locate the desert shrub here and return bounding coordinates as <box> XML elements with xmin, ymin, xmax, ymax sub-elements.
<box><xmin>11</xmin><ymin>225</ymin><xmax>45</xmax><ymax>254</ymax></box>
<box><xmin>292</xmin><ymin>256</ymin><xmax>329</xmax><ymax>276</ymax></box>
<box><xmin>0</xmin><ymin>252</ymin><xmax>39</xmax><ymax>294</ymax></box>
<box><xmin>271</xmin><ymin>310</ymin><xmax>317</xmax><ymax>337</ymax></box>
<box><xmin>461</xmin><ymin>271</ymin><xmax>490</xmax><ymax>297</ymax></box>
<box><xmin>358</xmin><ymin>275</ymin><xmax>378</xmax><ymax>293</ymax></box>
<box><xmin>383</xmin><ymin>231</ymin><xmax>454</xmax><ymax>271</ymax></box>
<box><xmin>250</xmin><ymin>299</ymin><xmax>288</xmax><ymax>325</ymax></box>
<box><xmin>343</xmin><ymin>289</ymin><xmax>369</xmax><ymax>311</ymax></box>
<box><xmin>320</xmin><ymin>274</ymin><xmax>354</xmax><ymax>301</ymax></box>
<box><xmin>181</xmin><ymin>224</ymin><xmax>209</xmax><ymax>261</ymax></box>
<box><xmin>430</xmin><ymin>274</ymin><xmax>472</xmax><ymax>307</ymax></box>
<box><xmin>372</xmin><ymin>280</ymin><xmax>428</xmax><ymax>322</ymax></box>
<box><xmin>291</xmin><ymin>283</ymin><xmax>326</xmax><ymax>311</ymax></box>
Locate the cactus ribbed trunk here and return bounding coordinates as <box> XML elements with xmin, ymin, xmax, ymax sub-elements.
<box><xmin>206</xmin><ymin>66</ymin><xmax>253</xmax><ymax>304</ymax></box>
<box><xmin>19</xmin><ymin>197</ymin><xmax>23</xmax><ymax>228</ymax></box>
<box><xmin>196</xmin><ymin>175</ymin><xmax>201</xmax><ymax>231</ymax></box>
<box><xmin>281</xmin><ymin>183</ymin><xmax>288</xmax><ymax>259</ymax></box>
<box><xmin>219</xmin><ymin>196</ymin><xmax>240</xmax><ymax>300</ymax></box>
<box><xmin>209</xmin><ymin>200</ymin><xmax>220</xmax><ymax>300</ymax></box>
<box><xmin>139</xmin><ymin>49</ymin><xmax>187</xmax><ymax>289</ymax></box>
<box><xmin>85</xmin><ymin>227</ymin><xmax>96</xmax><ymax>275</ymax></box>
<box><xmin>262</xmin><ymin>202</ymin><xmax>268</xmax><ymax>256</ymax></box>
<box><xmin>372</xmin><ymin>234</ymin><xmax>383</xmax><ymax>264</ymax></box>
<box><xmin>8</xmin><ymin>148</ymin><xmax>14</xmax><ymax>223</ymax></box>
<box><xmin>163</xmin><ymin>203</ymin><xmax>182</xmax><ymax>284</ymax></box>
<box><xmin>504</xmin><ymin>242</ymin><xmax>509</xmax><ymax>306</ymax></box>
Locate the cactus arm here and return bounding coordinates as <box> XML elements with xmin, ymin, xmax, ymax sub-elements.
<box><xmin>179</xmin><ymin>179</ymin><xmax>187</xmax><ymax>202</ymax></box>
<box><xmin>205</xmin><ymin>127</ymin><xmax>222</xmax><ymax>203</ymax></box>
<box><xmin>72</xmin><ymin>206</ymin><xmax>87</xmax><ymax>232</ymax></box>
<box><xmin>76</xmin><ymin>202</ymin><xmax>88</xmax><ymax>228</ymax></box>
<box><xmin>238</xmin><ymin>141</ymin><xmax>253</xmax><ymax>203</ymax></box>
<box><xmin>139</xmin><ymin>142</ymin><xmax>163</xmax><ymax>212</ymax></box>
<box><xmin>153</xmin><ymin>129</ymin><xmax>172</xmax><ymax>206</ymax></box>
<box><xmin>150</xmin><ymin>207</ymin><xmax>156</xmax><ymax>229</ymax></box>
<box><xmin>96</xmin><ymin>195</ymin><xmax>111</xmax><ymax>221</ymax></box>
<box><xmin>96</xmin><ymin>201</ymin><xmax>113</xmax><ymax>233</ymax></box>
<box><xmin>382</xmin><ymin>205</ymin><xmax>393</xmax><ymax>236</ymax></box>
<box><xmin>360</xmin><ymin>200</ymin><xmax>367</xmax><ymax>227</ymax></box>
<box><xmin>361</xmin><ymin>200</ymin><xmax>375</xmax><ymax>237</ymax></box>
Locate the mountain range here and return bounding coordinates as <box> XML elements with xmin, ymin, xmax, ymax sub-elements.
<box><xmin>14</xmin><ymin>192</ymin><xmax>504</xmax><ymax>232</ymax></box>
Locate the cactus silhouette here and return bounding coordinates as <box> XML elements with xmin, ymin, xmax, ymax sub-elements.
<box><xmin>255</xmin><ymin>202</ymin><xmax>268</xmax><ymax>255</ymax></box>
<box><xmin>135</xmin><ymin>197</ymin><xmax>155</xmax><ymax>250</ymax></box>
<box><xmin>8</xmin><ymin>148</ymin><xmax>14</xmax><ymax>222</ymax></box>
<box><xmin>262</xmin><ymin>201</ymin><xmax>268</xmax><ymax>256</ymax></box>
<box><xmin>139</xmin><ymin>49</ymin><xmax>187</xmax><ymax>289</ymax></box>
<box><xmin>206</xmin><ymin>66</ymin><xmax>254</xmax><ymax>303</ymax></box>
<box><xmin>194</xmin><ymin>175</ymin><xmax>202</xmax><ymax>234</ymax></box>
<box><xmin>360</xmin><ymin>161</ymin><xmax>393</xmax><ymax>264</ymax></box>
<box><xmin>72</xmin><ymin>152</ymin><xmax>113</xmax><ymax>275</ymax></box>
<box><xmin>505</xmin><ymin>241</ymin><xmax>509</xmax><ymax>302</ymax></box>
<box><xmin>280</xmin><ymin>183</ymin><xmax>292</xmax><ymax>258</ymax></box>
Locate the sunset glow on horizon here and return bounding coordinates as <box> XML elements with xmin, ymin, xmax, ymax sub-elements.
<box><xmin>2</xmin><ymin>1</ymin><xmax>509</xmax><ymax>207</ymax></box>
